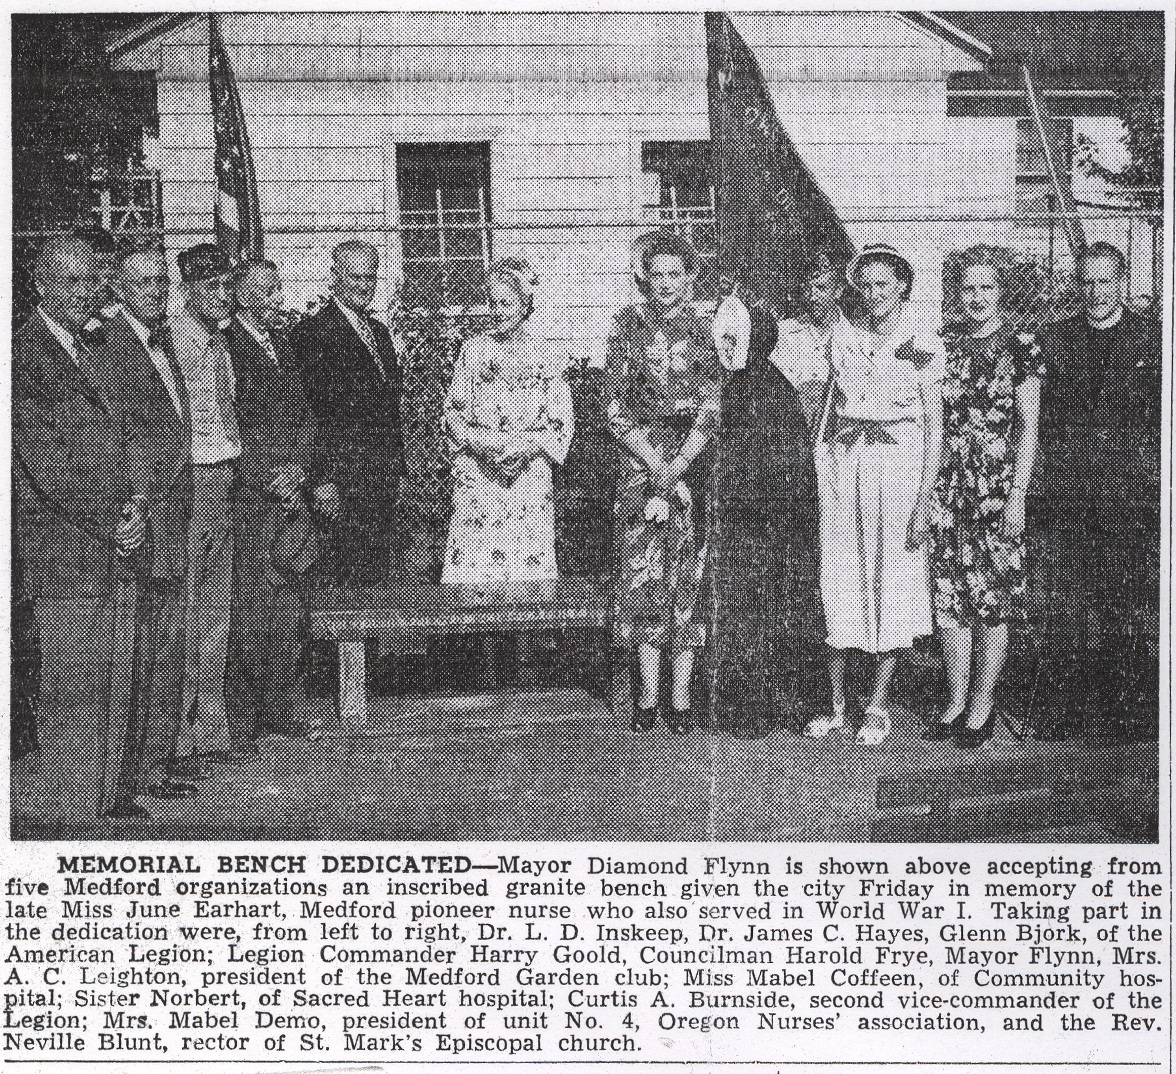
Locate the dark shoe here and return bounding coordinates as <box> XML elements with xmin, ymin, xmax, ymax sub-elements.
<box><xmin>165</xmin><ymin>756</ymin><xmax>211</xmax><ymax>781</ymax></box>
<box><xmin>101</xmin><ymin>802</ymin><xmax>153</xmax><ymax>820</ymax></box>
<box><xmin>146</xmin><ymin>778</ymin><xmax>198</xmax><ymax>800</ymax></box>
<box><xmin>922</xmin><ymin>708</ymin><xmax>966</xmax><ymax>741</ymax></box>
<box><xmin>956</xmin><ymin>710</ymin><xmax>998</xmax><ymax>750</ymax></box>
<box><xmin>666</xmin><ymin>709</ymin><xmax>691</xmax><ymax>735</ymax></box>
<box><xmin>198</xmin><ymin>749</ymin><xmax>238</xmax><ymax>766</ymax></box>
<box><xmin>631</xmin><ymin>707</ymin><xmax>657</xmax><ymax>733</ymax></box>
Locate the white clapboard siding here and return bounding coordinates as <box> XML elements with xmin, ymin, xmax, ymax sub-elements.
<box><xmin>118</xmin><ymin>11</ymin><xmax>991</xmax><ymax>316</ymax></box>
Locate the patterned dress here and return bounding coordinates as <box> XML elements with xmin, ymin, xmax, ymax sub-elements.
<box><xmin>441</xmin><ymin>330</ymin><xmax>574</xmax><ymax>584</ymax></box>
<box><xmin>931</xmin><ymin>324</ymin><xmax>1046</xmax><ymax>624</ymax></box>
<box><xmin>603</xmin><ymin>303</ymin><xmax>721</xmax><ymax>657</ymax></box>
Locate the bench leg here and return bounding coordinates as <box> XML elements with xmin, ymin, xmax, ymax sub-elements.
<box><xmin>338</xmin><ymin>640</ymin><xmax>368</xmax><ymax>733</ymax></box>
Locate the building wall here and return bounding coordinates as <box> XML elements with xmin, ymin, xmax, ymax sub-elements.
<box><xmin>114</xmin><ymin>11</ymin><xmax>988</xmax><ymax>356</ymax></box>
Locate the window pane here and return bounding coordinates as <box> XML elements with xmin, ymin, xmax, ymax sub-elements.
<box><xmin>396</xmin><ymin>142</ymin><xmax>492</xmax><ymax>307</ymax></box>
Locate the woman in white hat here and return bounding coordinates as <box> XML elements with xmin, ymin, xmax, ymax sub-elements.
<box><xmin>804</xmin><ymin>243</ymin><xmax>945</xmax><ymax>744</ymax></box>
<box><xmin>441</xmin><ymin>257</ymin><xmax>574</xmax><ymax>585</ymax></box>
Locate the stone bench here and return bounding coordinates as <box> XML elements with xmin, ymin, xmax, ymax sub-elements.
<box><xmin>308</xmin><ymin>579</ymin><xmax>631</xmax><ymax>731</ymax></box>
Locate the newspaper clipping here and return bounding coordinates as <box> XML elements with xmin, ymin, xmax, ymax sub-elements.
<box><xmin>5</xmin><ymin>6</ymin><xmax>1171</xmax><ymax>1073</ymax></box>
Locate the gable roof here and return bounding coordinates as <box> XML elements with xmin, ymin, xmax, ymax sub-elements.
<box><xmin>107</xmin><ymin>10</ymin><xmax>996</xmax><ymax>63</ymax></box>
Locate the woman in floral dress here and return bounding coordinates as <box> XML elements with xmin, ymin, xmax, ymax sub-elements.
<box><xmin>441</xmin><ymin>258</ymin><xmax>574</xmax><ymax>584</ymax></box>
<box><xmin>927</xmin><ymin>246</ymin><xmax>1045</xmax><ymax>748</ymax></box>
<box><xmin>603</xmin><ymin>232</ymin><xmax>721</xmax><ymax>734</ymax></box>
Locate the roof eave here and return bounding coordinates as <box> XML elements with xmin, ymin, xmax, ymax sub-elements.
<box><xmin>900</xmin><ymin>12</ymin><xmax>994</xmax><ymax>66</ymax></box>
<box><xmin>106</xmin><ymin>14</ymin><xmax>201</xmax><ymax>60</ymax></box>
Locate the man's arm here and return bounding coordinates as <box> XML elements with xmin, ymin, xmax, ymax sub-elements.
<box><xmin>13</xmin><ymin>356</ymin><xmax>126</xmax><ymax>544</ymax></box>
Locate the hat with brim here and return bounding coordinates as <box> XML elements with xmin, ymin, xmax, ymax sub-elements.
<box><xmin>269</xmin><ymin>504</ymin><xmax>319</xmax><ymax>576</ymax></box>
<box><xmin>846</xmin><ymin>243</ymin><xmax>914</xmax><ymax>292</ymax></box>
<box><xmin>178</xmin><ymin>243</ymin><xmax>233</xmax><ymax>283</ymax></box>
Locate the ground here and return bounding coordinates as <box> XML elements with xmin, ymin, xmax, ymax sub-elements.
<box><xmin>12</xmin><ymin>686</ymin><xmax>1157</xmax><ymax>842</ymax></box>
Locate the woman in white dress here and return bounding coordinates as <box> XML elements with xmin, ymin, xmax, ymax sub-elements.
<box><xmin>804</xmin><ymin>243</ymin><xmax>945</xmax><ymax>744</ymax></box>
<box><xmin>441</xmin><ymin>258</ymin><xmax>574</xmax><ymax>585</ymax></box>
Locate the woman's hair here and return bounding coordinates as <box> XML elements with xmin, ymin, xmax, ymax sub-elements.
<box><xmin>851</xmin><ymin>250</ymin><xmax>914</xmax><ymax>301</ymax></box>
<box><xmin>942</xmin><ymin>244</ymin><xmax>1018</xmax><ymax>322</ymax></box>
<box><xmin>946</xmin><ymin>244</ymin><xmax>1014</xmax><ymax>303</ymax></box>
<box><xmin>801</xmin><ymin>247</ymin><xmax>849</xmax><ymax>286</ymax></box>
<box><xmin>488</xmin><ymin>257</ymin><xmax>539</xmax><ymax>319</ymax></box>
<box><xmin>639</xmin><ymin>231</ymin><xmax>700</xmax><ymax>279</ymax></box>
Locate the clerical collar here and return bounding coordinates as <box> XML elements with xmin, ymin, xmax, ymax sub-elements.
<box><xmin>1086</xmin><ymin>306</ymin><xmax>1124</xmax><ymax>331</ymax></box>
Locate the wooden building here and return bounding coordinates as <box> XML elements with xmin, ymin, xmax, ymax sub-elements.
<box><xmin>107</xmin><ymin>11</ymin><xmax>1148</xmax><ymax>359</ymax></box>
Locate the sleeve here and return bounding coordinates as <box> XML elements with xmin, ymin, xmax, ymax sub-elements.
<box><xmin>539</xmin><ymin>367</ymin><xmax>575</xmax><ymax>466</ymax></box>
<box><xmin>443</xmin><ymin>338</ymin><xmax>478</xmax><ymax>453</ymax></box>
<box><xmin>914</xmin><ymin>331</ymin><xmax>947</xmax><ymax>388</ymax></box>
<box><xmin>602</xmin><ymin>310</ymin><xmax>637</xmax><ymax>440</ymax></box>
<box><xmin>1011</xmin><ymin>330</ymin><xmax>1048</xmax><ymax>384</ymax></box>
<box><xmin>689</xmin><ymin>332</ymin><xmax>722</xmax><ymax>440</ymax></box>
<box><xmin>13</xmin><ymin>360</ymin><xmax>121</xmax><ymax>544</ymax></box>
<box><xmin>291</xmin><ymin>320</ymin><xmax>338</xmax><ymax>487</ymax></box>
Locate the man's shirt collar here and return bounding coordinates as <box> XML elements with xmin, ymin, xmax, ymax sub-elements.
<box><xmin>38</xmin><ymin>307</ymin><xmax>80</xmax><ymax>363</ymax></box>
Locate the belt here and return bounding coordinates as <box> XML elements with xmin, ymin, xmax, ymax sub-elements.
<box><xmin>193</xmin><ymin>459</ymin><xmax>239</xmax><ymax>470</ymax></box>
<box><xmin>827</xmin><ymin>415</ymin><xmax>913</xmax><ymax>447</ymax></box>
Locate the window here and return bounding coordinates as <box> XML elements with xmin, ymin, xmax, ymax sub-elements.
<box><xmin>1016</xmin><ymin>117</ymin><xmax>1074</xmax><ymax>216</ymax></box>
<box><xmin>396</xmin><ymin>142</ymin><xmax>492</xmax><ymax>309</ymax></box>
<box><xmin>641</xmin><ymin>141</ymin><xmax>718</xmax><ymax>299</ymax></box>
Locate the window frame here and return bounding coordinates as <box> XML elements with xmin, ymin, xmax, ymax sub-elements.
<box><xmin>388</xmin><ymin>136</ymin><xmax>497</xmax><ymax>313</ymax></box>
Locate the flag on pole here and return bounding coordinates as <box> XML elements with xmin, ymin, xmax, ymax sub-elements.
<box><xmin>705</xmin><ymin>12</ymin><xmax>853</xmax><ymax>313</ymax></box>
<box><xmin>209</xmin><ymin>13</ymin><xmax>263</xmax><ymax>260</ymax></box>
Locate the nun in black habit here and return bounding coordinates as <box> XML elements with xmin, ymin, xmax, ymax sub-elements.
<box><xmin>706</xmin><ymin>292</ymin><xmax>827</xmax><ymax>739</ymax></box>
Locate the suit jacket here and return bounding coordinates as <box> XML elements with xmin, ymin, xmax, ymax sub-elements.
<box><xmin>226</xmin><ymin>318</ymin><xmax>317</xmax><ymax>494</ymax></box>
<box><xmin>93</xmin><ymin>311</ymin><xmax>193</xmax><ymax>582</ymax></box>
<box><xmin>290</xmin><ymin>299</ymin><xmax>406</xmax><ymax>498</ymax></box>
<box><xmin>1037</xmin><ymin>308</ymin><xmax>1161</xmax><ymax>511</ymax></box>
<box><xmin>12</xmin><ymin>313</ymin><xmax>128</xmax><ymax>600</ymax></box>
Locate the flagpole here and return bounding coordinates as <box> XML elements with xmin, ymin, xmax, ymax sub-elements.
<box><xmin>1021</xmin><ymin>64</ymin><xmax>1085</xmax><ymax>260</ymax></box>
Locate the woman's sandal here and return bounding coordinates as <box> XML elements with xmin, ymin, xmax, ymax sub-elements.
<box><xmin>803</xmin><ymin>703</ymin><xmax>848</xmax><ymax>739</ymax></box>
<box><xmin>856</xmin><ymin>704</ymin><xmax>892</xmax><ymax>746</ymax></box>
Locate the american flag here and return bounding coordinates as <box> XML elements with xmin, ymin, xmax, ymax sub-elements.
<box><xmin>705</xmin><ymin>12</ymin><xmax>853</xmax><ymax>315</ymax></box>
<box><xmin>210</xmin><ymin>14</ymin><xmax>263</xmax><ymax>260</ymax></box>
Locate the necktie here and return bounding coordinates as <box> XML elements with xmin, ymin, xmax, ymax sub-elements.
<box><xmin>354</xmin><ymin>316</ymin><xmax>386</xmax><ymax>380</ymax></box>
<box><xmin>146</xmin><ymin>324</ymin><xmax>186</xmax><ymax>420</ymax></box>
<box><xmin>211</xmin><ymin>333</ymin><xmax>242</xmax><ymax>452</ymax></box>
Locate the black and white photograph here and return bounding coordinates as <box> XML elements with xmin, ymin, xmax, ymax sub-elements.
<box><xmin>8</xmin><ymin>9</ymin><xmax>1166</xmax><ymax>842</ymax></box>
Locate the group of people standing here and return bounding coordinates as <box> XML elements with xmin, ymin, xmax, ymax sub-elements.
<box><xmin>11</xmin><ymin>219</ymin><xmax>1160</xmax><ymax>820</ymax></box>
<box><xmin>590</xmin><ymin>232</ymin><xmax>1159</xmax><ymax>745</ymax></box>
<box><xmin>12</xmin><ymin>233</ymin><xmax>405</xmax><ymax>820</ymax></box>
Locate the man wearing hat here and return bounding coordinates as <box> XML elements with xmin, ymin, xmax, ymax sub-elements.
<box><xmin>170</xmin><ymin>243</ymin><xmax>243</xmax><ymax>774</ymax></box>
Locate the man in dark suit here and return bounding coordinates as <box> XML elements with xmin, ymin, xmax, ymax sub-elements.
<box><xmin>12</xmin><ymin>235</ymin><xmax>148</xmax><ymax>821</ymax></box>
<box><xmin>291</xmin><ymin>240</ymin><xmax>405</xmax><ymax>585</ymax></box>
<box><xmin>100</xmin><ymin>242</ymin><xmax>196</xmax><ymax>801</ymax></box>
<box><xmin>226</xmin><ymin>259</ymin><xmax>322</xmax><ymax>742</ymax></box>
<box><xmin>1036</xmin><ymin>242</ymin><xmax>1161</xmax><ymax>739</ymax></box>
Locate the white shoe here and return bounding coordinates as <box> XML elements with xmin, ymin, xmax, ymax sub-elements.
<box><xmin>803</xmin><ymin>704</ymin><xmax>847</xmax><ymax>739</ymax></box>
<box><xmin>856</xmin><ymin>705</ymin><xmax>892</xmax><ymax>746</ymax></box>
